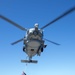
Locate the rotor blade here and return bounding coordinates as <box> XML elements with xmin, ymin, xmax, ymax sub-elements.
<box><xmin>11</xmin><ymin>38</ymin><xmax>23</xmax><ymax>45</ymax></box>
<box><xmin>44</xmin><ymin>38</ymin><xmax>60</xmax><ymax>45</ymax></box>
<box><xmin>41</xmin><ymin>6</ymin><xmax>75</xmax><ymax>29</ymax></box>
<box><xmin>0</xmin><ymin>15</ymin><xmax>27</xmax><ymax>31</ymax></box>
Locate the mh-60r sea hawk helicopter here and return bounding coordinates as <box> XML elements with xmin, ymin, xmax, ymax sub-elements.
<box><xmin>0</xmin><ymin>6</ymin><xmax>75</xmax><ymax>63</ymax></box>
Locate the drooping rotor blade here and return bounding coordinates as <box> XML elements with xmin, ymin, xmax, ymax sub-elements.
<box><xmin>44</xmin><ymin>38</ymin><xmax>60</xmax><ymax>45</ymax></box>
<box><xmin>41</xmin><ymin>6</ymin><xmax>75</xmax><ymax>29</ymax></box>
<box><xmin>11</xmin><ymin>38</ymin><xmax>23</xmax><ymax>45</ymax></box>
<box><xmin>0</xmin><ymin>15</ymin><xmax>27</xmax><ymax>31</ymax></box>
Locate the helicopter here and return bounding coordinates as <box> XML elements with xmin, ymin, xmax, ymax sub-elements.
<box><xmin>0</xmin><ymin>6</ymin><xmax>75</xmax><ymax>63</ymax></box>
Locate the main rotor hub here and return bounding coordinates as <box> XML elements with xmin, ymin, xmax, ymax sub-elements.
<box><xmin>34</xmin><ymin>23</ymin><xmax>39</xmax><ymax>28</ymax></box>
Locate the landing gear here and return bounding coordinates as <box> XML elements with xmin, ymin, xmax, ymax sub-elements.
<box><xmin>41</xmin><ymin>45</ymin><xmax>47</xmax><ymax>52</ymax></box>
<box><xmin>23</xmin><ymin>46</ymin><xmax>25</xmax><ymax>52</ymax></box>
<box><xmin>37</xmin><ymin>44</ymin><xmax>47</xmax><ymax>55</ymax></box>
<box><xmin>41</xmin><ymin>47</ymin><xmax>43</xmax><ymax>52</ymax></box>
